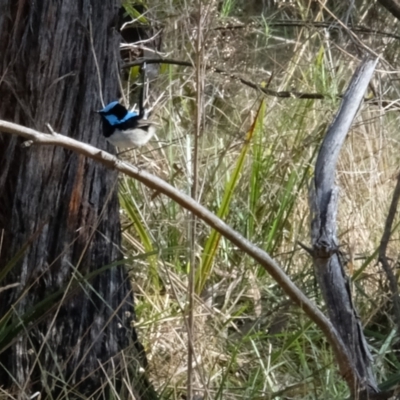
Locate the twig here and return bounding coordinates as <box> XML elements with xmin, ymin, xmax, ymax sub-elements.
<box><xmin>0</xmin><ymin>282</ymin><xmax>20</xmax><ymax>294</ymax></box>
<box><xmin>122</xmin><ymin>57</ymin><xmax>400</xmax><ymax>114</ymax></box>
<box><xmin>122</xmin><ymin>58</ymin><xmax>325</xmax><ymax>100</ymax></box>
<box><xmin>378</xmin><ymin>172</ymin><xmax>400</xmax><ymax>334</ymax></box>
<box><xmin>213</xmin><ymin>20</ymin><xmax>400</xmax><ymax>41</ymax></box>
<box><xmin>186</xmin><ymin>2</ymin><xmax>204</xmax><ymax>397</ymax></box>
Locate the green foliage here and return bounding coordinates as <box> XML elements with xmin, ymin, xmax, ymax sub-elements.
<box><xmin>122</xmin><ymin>1</ymin><xmax>149</xmax><ymax>23</ymax></box>
<box><xmin>220</xmin><ymin>0</ymin><xmax>238</xmax><ymax>18</ymax></box>
<box><xmin>196</xmin><ymin>101</ymin><xmax>266</xmax><ymax>294</ymax></box>
<box><xmin>120</xmin><ymin>176</ymin><xmax>161</xmax><ymax>291</ymax></box>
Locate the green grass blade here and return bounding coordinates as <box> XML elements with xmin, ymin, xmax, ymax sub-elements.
<box><xmin>119</xmin><ymin>177</ymin><xmax>160</xmax><ymax>291</ymax></box>
<box><xmin>196</xmin><ymin>100</ymin><xmax>266</xmax><ymax>294</ymax></box>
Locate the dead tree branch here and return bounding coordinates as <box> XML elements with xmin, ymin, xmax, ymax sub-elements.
<box><xmin>123</xmin><ymin>58</ymin><xmax>325</xmax><ymax>99</ymax></box>
<box><xmin>310</xmin><ymin>57</ymin><xmax>379</xmax><ymax>397</ymax></box>
<box><xmin>378</xmin><ymin>173</ymin><xmax>400</xmax><ymax>334</ymax></box>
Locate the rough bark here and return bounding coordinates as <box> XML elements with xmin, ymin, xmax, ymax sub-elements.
<box><xmin>0</xmin><ymin>1</ymin><xmax>154</xmax><ymax>399</ymax></box>
<box><xmin>310</xmin><ymin>58</ymin><xmax>380</xmax><ymax>398</ymax></box>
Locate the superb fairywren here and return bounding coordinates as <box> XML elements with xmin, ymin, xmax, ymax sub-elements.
<box><xmin>97</xmin><ymin>101</ymin><xmax>155</xmax><ymax>148</ymax></box>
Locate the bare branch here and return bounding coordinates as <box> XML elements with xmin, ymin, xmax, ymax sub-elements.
<box><xmin>315</xmin><ymin>58</ymin><xmax>379</xmax><ymax>202</ymax></box>
<box><xmin>310</xmin><ymin>57</ymin><xmax>379</xmax><ymax>397</ymax></box>
<box><xmin>123</xmin><ymin>58</ymin><xmax>325</xmax><ymax>100</ymax></box>
<box><xmin>0</xmin><ymin>283</ymin><xmax>20</xmax><ymax>294</ymax></box>
<box><xmin>213</xmin><ymin>20</ymin><xmax>400</xmax><ymax>41</ymax></box>
<box><xmin>378</xmin><ymin>173</ymin><xmax>400</xmax><ymax>333</ymax></box>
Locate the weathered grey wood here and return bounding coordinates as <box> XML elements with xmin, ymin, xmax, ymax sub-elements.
<box><xmin>0</xmin><ymin>2</ymin><xmax>155</xmax><ymax>399</ymax></box>
<box><xmin>311</xmin><ymin>58</ymin><xmax>379</xmax><ymax>397</ymax></box>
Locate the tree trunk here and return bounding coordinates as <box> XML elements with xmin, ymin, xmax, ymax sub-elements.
<box><xmin>0</xmin><ymin>1</ymin><xmax>154</xmax><ymax>399</ymax></box>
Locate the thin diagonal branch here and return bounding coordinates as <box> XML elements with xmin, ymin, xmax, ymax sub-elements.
<box><xmin>0</xmin><ymin>119</ymin><xmax>360</xmax><ymax>394</ymax></box>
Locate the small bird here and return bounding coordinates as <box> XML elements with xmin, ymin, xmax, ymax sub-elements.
<box><xmin>97</xmin><ymin>101</ymin><xmax>155</xmax><ymax>148</ymax></box>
